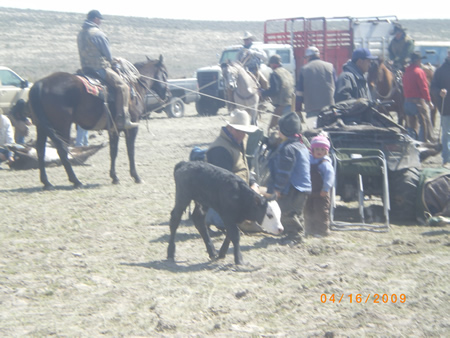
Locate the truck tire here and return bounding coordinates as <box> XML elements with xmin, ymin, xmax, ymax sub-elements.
<box><xmin>165</xmin><ymin>97</ymin><xmax>185</xmax><ymax>118</ymax></box>
<box><xmin>388</xmin><ymin>167</ymin><xmax>420</xmax><ymax>221</ymax></box>
<box><xmin>196</xmin><ymin>97</ymin><xmax>219</xmax><ymax>116</ymax></box>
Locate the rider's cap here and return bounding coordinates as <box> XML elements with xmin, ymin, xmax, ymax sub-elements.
<box><xmin>87</xmin><ymin>10</ymin><xmax>104</xmax><ymax>21</ymax></box>
<box><xmin>268</xmin><ymin>54</ymin><xmax>282</xmax><ymax>65</ymax></box>
<box><xmin>391</xmin><ymin>23</ymin><xmax>406</xmax><ymax>35</ymax></box>
<box><xmin>352</xmin><ymin>48</ymin><xmax>378</xmax><ymax>62</ymax></box>
<box><xmin>305</xmin><ymin>46</ymin><xmax>320</xmax><ymax>57</ymax></box>
<box><xmin>279</xmin><ymin>112</ymin><xmax>301</xmax><ymax>137</ymax></box>
<box><xmin>227</xmin><ymin>109</ymin><xmax>259</xmax><ymax>133</ymax></box>
<box><xmin>311</xmin><ymin>135</ymin><xmax>330</xmax><ymax>151</ymax></box>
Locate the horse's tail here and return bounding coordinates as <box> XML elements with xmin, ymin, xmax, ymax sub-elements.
<box><xmin>29</xmin><ymin>81</ymin><xmax>65</xmax><ymax>147</ymax></box>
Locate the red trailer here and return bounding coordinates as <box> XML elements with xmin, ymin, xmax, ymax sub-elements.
<box><xmin>264</xmin><ymin>16</ymin><xmax>398</xmax><ymax>75</ymax></box>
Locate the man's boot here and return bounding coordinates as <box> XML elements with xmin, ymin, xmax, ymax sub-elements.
<box><xmin>117</xmin><ymin>106</ymin><xmax>139</xmax><ymax>129</ymax></box>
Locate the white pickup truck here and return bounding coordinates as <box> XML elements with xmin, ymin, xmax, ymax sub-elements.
<box><xmin>145</xmin><ymin>77</ymin><xmax>199</xmax><ymax>118</ymax></box>
<box><xmin>0</xmin><ymin>66</ymin><xmax>31</xmax><ymax>114</ymax></box>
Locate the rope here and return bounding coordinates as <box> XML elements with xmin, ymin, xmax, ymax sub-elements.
<box><xmin>140</xmin><ymin>74</ymin><xmax>278</xmax><ymax>118</ymax></box>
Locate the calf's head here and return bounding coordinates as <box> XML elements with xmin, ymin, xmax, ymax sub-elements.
<box><xmin>256</xmin><ymin>195</ymin><xmax>283</xmax><ymax>235</ymax></box>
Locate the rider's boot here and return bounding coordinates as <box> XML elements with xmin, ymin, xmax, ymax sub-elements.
<box><xmin>116</xmin><ymin>106</ymin><xmax>139</xmax><ymax>129</ymax></box>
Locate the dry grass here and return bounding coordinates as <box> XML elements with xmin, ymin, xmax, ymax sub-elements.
<box><xmin>1</xmin><ymin>107</ymin><xmax>449</xmax><ymax>336</ymax></box>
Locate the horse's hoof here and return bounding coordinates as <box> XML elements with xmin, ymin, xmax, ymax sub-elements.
<box><xmin>43</xmin><ymin>183</ymin><xmax>54</xmax><ymax>191</ymax></box>
<box><xmin>134</xmin><ymin>177</ymin><xmax>143</xmax><ymax>184</ymax></box>
<box><xmin>112</xmin><ymin>179</ymin><xmax>120</xmax><ymax>185</ymax></box>
<box><xmin>73</xmin><ymin>182</ymin><xmax>83</xmax><ymax>189</ymax></box>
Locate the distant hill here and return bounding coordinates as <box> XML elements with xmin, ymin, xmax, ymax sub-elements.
<box><xmin>1</xmin><ymin>7</ymin><xmax>449</xmax><ymax>81</ymax></box>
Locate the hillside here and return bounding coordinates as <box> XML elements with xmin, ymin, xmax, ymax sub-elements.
<box><xmin>1</xmin><ymin>7</ymin><xmax>450</xmax><ymax>81</ymax></box>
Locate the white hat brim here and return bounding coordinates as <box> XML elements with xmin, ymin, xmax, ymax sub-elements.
<box><xmin>228</xmin><ymin>122</ymin><xmax>259</xmax><ymax>133</ymax></box>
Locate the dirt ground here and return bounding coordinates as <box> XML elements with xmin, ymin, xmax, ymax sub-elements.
<box><xmin>0</xmin><ymin>105</ymin><xmax>449</xmax><ymax>336</ymax></box>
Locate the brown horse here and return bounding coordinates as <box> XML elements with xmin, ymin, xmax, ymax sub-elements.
<box><xmin>28</xmin><ymin>56</ymin><xmax>169</xmax><ymax>189</ymax></box>
<box><xmin>368</xmin><ymin>59</ymin><xmax>405</xmax><ymax>126</ymax></box>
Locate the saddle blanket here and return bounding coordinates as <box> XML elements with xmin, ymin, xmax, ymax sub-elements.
<box><xmin>77</xmin><ymin>75</ymin><xmax>104</xmax><ymax>98</ymax></box>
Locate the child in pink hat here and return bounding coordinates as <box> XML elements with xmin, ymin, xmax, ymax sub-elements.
<box><xmin>304</xmin><ymin>134</ymin><xmax>335</xmax><ymax>237</ymax></box>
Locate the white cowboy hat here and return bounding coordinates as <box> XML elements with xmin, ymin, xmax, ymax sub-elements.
<box><xmin>227</xmin><ymin>109</ymin><xmax>259</xmax><ymax>133</ymax></box>
<box><xmin>242</xmin><ymin>31</ymin><xmax>256</xmax><ymax>41</ymax></box>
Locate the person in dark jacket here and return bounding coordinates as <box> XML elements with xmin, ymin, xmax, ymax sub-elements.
<box><xmin>261</xmin><ymin>54</ymin><xmax>295</xmax><ymax>132</ymax></box>
<box><xmin>334</xmin><ymin>48</ymin><xmax>377</xmax><ymax>103</ymax></box>
<box><xmin>388</xmin><ymin>23</ymin><xmax>415</xmax><ymax>71</ymax></box>
<box><xmin>296</xmin><ymin>46</ymin><xmax>336</xmax><ymax>127</ymax></box>
<box><xmin>268</xmin><ymin>112</ymin><xmax>311</xmax><ymax>244</ymax></box>
<box><xmin>430</xmin><ymin>49</ymin><xmax>450</xmax><ymax>167</ymax></box>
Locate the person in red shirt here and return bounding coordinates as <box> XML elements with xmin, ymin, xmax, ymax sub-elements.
<box><xmin>402</xmin><ymin>52</ymin><xmax>435</xmax><ymax>142</ymax></box>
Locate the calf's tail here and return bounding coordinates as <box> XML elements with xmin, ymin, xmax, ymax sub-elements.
<box><xmin>174</xmin><ymin>161</ymin><xmax>187</xmax><ymax>176</ymax></box>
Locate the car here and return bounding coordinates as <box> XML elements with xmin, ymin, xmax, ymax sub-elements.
<box><xmin>0</xmin><ymin>66</ymin><xmax>32</xmax><ymax>114</ymax></box>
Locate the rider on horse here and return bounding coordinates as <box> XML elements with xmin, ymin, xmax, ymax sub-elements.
<box><xmin>388</xmin><ymin>23</ymin><xmax>415</xmax><ymax>72</ymax></box>
<box><xmin>77</xmin><ymin>10</ymin><xmax>138</xmax><ymax>130</ymax></box>
<box><xmin>236</xmin><ymin>32</ymin><xmax>268</xmax><ymax>89</ymax></box>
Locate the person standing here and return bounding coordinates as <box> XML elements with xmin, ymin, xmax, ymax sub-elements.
<box><xmin>334</xmin><ymin>48</ymin><xmax>377</xmax><ymax>103</ymax></box>
<box><xmin>296</xmin><ymin>46</ymin><xmax>336</xmax><ymax>128</ymax></box>
<box><xmin>402</xmin><ymin>52</ymin><xmax>435</xmax><ymax>142</ymax></box>
<box><xmin>304</xmin><ymin>135</ymin><xmax>335</xmax><ymax>237</ymax></box>
<box><xmin>0</xmin><ymin>109</ymin><xmax>14</xmax><ymax>165</ymax></box>
<box><xmin>77</xmin><ymin>10</ymin><xmax>138</xmax><ymax>130</ymax></box>
<box><xmin>261</xmin><ymin>54</ymin><xmax>295</xmax><ymax>131</ymax></box>
<box><xmin>430</xmin><ymin>49</ymin><xmax>450</xmax><ymax>167</ymax></box>
<box><xmin>388</xmin><ymin>23</ymin><xmax>415</xmax><ymax>71</ymax></box>
<box><xmin>267</xmin><ymin>112</ymin><xmax>311</xmax><ymax>244</ymax></box>
<box><xmin>75</xmin><ymin>125</ymin><xmax>89</xmax><ymax>147</ymax></box>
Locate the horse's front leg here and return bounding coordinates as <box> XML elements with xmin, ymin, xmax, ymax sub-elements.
<box><xmin>125</xmin><ymin>127</ymin><xmax>141</xmax><ymax>183</ymax></box>
<box><xmin>109</xmin><ymin>131</ymin><xmax>120</xmax><ymax>184</ymax></box>
<box><xmin>36</xmin><ymin>127</ymin><xmax>52</xmax><ymax>190</ymax></box>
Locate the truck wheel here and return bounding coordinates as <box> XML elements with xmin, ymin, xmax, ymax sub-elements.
<box><xmin>165</xmin><ymin>97</ymin><xmax>185</xmax><ymax>118</ymax></box>
<box><xmin>196</xmin><ymin>97</ymin><xmax>219</xmax><ymax>116</ymax></box>
<box><xmin>388</xmin><ymin>167</ymin><xmax>420</xmax><ymax>221</ymax></box>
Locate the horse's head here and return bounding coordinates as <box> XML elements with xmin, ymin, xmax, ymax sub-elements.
<box><xmin>221</xmin><ymin>62</ymin><xmax>238</xmax><ymax>89</ymax></box>
<box><xmin>135</xmin><ymin>55</ymin><xmax>170</xmax><ymax>101</ymax></box>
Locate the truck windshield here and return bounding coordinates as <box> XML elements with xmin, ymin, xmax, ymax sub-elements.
<box><xmin>220</xmin><ymin>50</ymin><xmax>239</xmax><ymax>64</ymax></box>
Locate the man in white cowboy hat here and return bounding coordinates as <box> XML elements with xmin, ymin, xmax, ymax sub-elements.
<box><xmin>207</xmin><ymin>109</ymin><xmax>258</xmax><ymax>184</ymax></box>
<box><xmin>206</xmin><ymin>109</ymin><xmax>262</xmax><ymax>232</ymax></box>
<box><xmin>236</xmin><ymin>32</ymin><xmax>268</xmax><ymax>88</ymax></box>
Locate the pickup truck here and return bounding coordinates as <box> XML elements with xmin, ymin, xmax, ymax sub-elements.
<box><xmin>145</xmin><ymin>77</ymin><xmax>199</xmax><ymax>118</ymax></box>
<box><xmin>195</xmin><ymin>16</ymin><xmax>399</xmax><ymax>116</ymax></box>
<box><xmin>0</xmin><ymin>66</ymin><xmax>32</xmax><ymax>114</ymax></box>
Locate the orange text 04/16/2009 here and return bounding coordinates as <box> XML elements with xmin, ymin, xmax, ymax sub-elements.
<box><xmin>320</xmin><ymin>294</ymin><xmax>406</xmax><ymax>304</ymax></box>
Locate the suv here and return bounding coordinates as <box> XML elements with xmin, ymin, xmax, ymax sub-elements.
<box><xmin>195</xmin><ymin>43</ymin><xmax>295</xmax><ymax>116</ymax></box>
<box><xmin>0</xmin><ymin>66</ymin><xmax>32</xmax><ymax>114</ymax></box>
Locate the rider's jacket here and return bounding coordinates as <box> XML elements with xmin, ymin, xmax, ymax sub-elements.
<box><xmin>77</xmin><ymin>20</ymin><xmax>112</xmax><ymax>71</ymax></box>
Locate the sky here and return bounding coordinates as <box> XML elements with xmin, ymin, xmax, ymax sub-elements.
<box><xmin>1</xmin><ymin>0</ymin><xmax>448</xmax><ymax>21</ymax></box>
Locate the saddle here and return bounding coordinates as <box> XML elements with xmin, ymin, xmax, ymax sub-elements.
<box><xmin>76</xmin><ymin>70</ymin><xmax>107</xmax><ymax>102</ymax></box>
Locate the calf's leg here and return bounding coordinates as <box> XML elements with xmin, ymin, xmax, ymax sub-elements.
<box><xmin>192</xmin><ymin>204</ymin><xmax>217</xmax><ymax>260</ymax></box>
<box><xmin>167</xmin><ymin>202</ymin><xmax>186</xmax><ymax>261</ymax></box>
